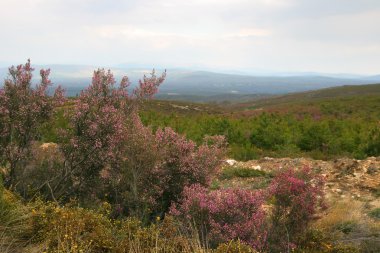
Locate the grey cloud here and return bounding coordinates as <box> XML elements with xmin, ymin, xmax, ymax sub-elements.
<box><xmin>0</xmin><ymin>0</ymin><xmax>379</xmax><ymax>74</ymax></box>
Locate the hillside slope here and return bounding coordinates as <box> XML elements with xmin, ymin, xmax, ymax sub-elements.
<box><xmin>234</xmin><ymin>83</ymin><xmax>380</xmax><ymax>109</ymax></box>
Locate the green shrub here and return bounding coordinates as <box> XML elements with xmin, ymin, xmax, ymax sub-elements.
<box><xmin>334</xmin><ymin>221</ymin><xmax>358</xmax><ymax>234</ymax></box>
<box><xmin>369</xmin><ymin>208</ymin><xmax>380</xmax><ymax>220</ymax></box>
<box><xmin>30</xmin><ymin>202</ymin><xmax>202</xmax><ymax>253</ymax></box>
<box><xmin>219</xmin><ymin>166</ymin><xmax>267</xmax><ymax>180</ymax></box>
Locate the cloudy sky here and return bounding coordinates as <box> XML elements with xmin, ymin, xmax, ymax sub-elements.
<box><xmin>1</xmin><ymin>0</ymin><xmax>379</xmax><ymax>74</ymax></box>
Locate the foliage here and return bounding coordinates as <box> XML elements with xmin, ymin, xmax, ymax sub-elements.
<box><xmin>60</xmin><ymin>68</ymin><xmax>162</xmax><ymax>201</ymax></box>
<box><xmin>2</xmin><ymin>60</ymin><xmax>376</xmax><ymax>252</ymax></box>
<box><xmin>334</xmin><ymin>221</ymin><xmax>358</xmax><ymax>234</ymax></box>
<box><xmin>170</xmin><ymin>184</ymin><xmax>267</xmax><ymax>251</ymax></box>
<box><xmin>139</xmin><ymin>101</ymin><xmax>378</xmax><ymax>160</ymax></box>
<box><xmin>40</xmin><ymin>65</ymin><xmax>226</xmax><ymax>224</ymax></box>
<box><xmin>0</xmin><ymin>60</ymin><xmax>65</xmax><ymax>187</ymax></box>
<box><xmin>369</xmin><ymin>208</ymin><xmax>380</xmax><ymax>220</ymax></box>
<box><xmin>108</xmin><ymin>123</ymin><xmax>226</xmax><ymax>221</ymax></box>
<box><xmin>366</xmin><ymin>124</ymin><xmax>380</xmax><ymax>156</ymax></box>
<box><xmin>267</xmin><ymin>167</ymin><xmax>325</xmax><ymax>252</ymax></box>
<box><xmin>219</xmin><ymin>166</ymin><xmax>267</xmax><ymax>180</ymax></box>
<box><xmin>27</xmin><ymin>201</ymin><xmax>206</xmax><ymax>253</ymax></box>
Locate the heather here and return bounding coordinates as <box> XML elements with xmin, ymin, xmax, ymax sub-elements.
<box><xmin>1</xmin><ymin>61</ymin><xmax>379</xmax><ymax>252</ymax></box>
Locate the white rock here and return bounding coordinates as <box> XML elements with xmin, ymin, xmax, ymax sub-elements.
<box><xmin>225</xmin><ymin>159</ymin><xmax>237</xmax><ymax>166</ymax></box>
<box><xmin>251</xmin><ymin>165</ymin><xmax>262</xmax><ymax>170</ymax></box>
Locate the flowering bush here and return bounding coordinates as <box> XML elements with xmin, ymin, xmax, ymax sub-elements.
<box><xmin>57</xmin><ymin>68</ymin><xmax>167</xmax><ymax>202</ymax></box>
<box><xmin>0</xmin><ymin>60</ymin><xmax>64</xmax><ymax>188</ymax></box>
<box><xmin>106</xmin><ymin>122</ymin><xmax>226</xmax><ymax>221</ymax></box>
<box><xmin>152</xmin><ymin>129</ymin><xmax>226</xmax><ymax>216</ymax></box>
<box><xmin>267</xmin><ymin>167</ymin><xmax>325</xmax><ymax>252</ymax></box>
<box><xmin>58</xmin><ymin>67</ymin><xmax>225</xmax><ymax>221</ymax></box>
<box><xmin>170</xmin><ymin>184</ymin><xmax>267</xmax><ymax>251</ymax></box>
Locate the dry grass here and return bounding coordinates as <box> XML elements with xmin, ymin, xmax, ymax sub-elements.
<box><xmin>315</xmin><ymin>197</ymin><xmax>380</xmax><ymax>251</ymax></box>
<box><xmin>315</xmin><ymin>199</ymin><xmax>363</xmax><ymax>233</ymax></box>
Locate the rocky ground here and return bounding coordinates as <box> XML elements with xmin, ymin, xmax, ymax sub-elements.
<box><xmin>223</xmin><ymin>156</ymin><xmax>380</xmax><ymax>207</ymax></box>
<box><xmin>221</xmin><ymin>157</ymin><xmax>380</xmax><ymax>248</ymax></box>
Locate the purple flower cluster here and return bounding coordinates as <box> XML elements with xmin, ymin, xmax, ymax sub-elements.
<box><xmin>170</xmin><ymin>167</ymin><xmax>325</xmax><ymax>251</ymax></box>
<box><xmin>170</xmin><ymin>184</ymin><xmax>267</xmax><ymax>251</ymax></box>
<box><xmin>0</xmin><ymin>60</ymin><xmax>65</xmax><ymax>186</ymax></box>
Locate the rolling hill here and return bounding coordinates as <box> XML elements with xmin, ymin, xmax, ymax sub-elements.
<box><xmin>2</xmin><ymin>65</ymin><xmax>380</xmax><ymax>99</ymax></box>
<box><xmin>233</xmin><ymin>83</ymin><xmax>380</xmax><ymax>110</ymax></box>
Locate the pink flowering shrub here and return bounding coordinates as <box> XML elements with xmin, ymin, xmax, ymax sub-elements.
<box><xmin>0</xmin><ymin>61</ymin><xmax>224</xmax><ymax>224</ymax></box>
<box><xmin>106</xmin><ymin>122</ymin><xmax>226</xmax><ymax>221</ymax></box>
<box><xmin>58</xmin><ymin>67</ymin><xmax>225</xmax><ymax>220</ymax></box>
<box><xmin>170</xmin><ymin>168</ymin><xmax>325</xmax><ymax>251</ymax></box>
<box><xmin>0</xmin><ymin>60</ymin><xmax>64</xmax><ymax>188</ymax></box>
<box><xmin>267</xmin><ymin>167</ymin><xmax>325</xmax><ymax>252</ymax></box>
<box><xmin>59</xmin><ymin>68</ymin><xmax>167</xmax><ymax>202</ymax></box>
<box><xmin>60</xmin><ymin>69</ymin><xmax>132</xmax><ymax>200</ymax></box>
<box><xmin>170</xmin><ymin>184</ymin><xmax>267</xmax><ymax>251</ymax></box>
<box><xmin>153</xmin><ymin>128</ymin><xmax>226</xmax><ymax>214</ymax></box>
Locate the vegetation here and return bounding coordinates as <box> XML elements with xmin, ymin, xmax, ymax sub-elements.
<box><xmin>1</xmin><ymin>61</ymin><xmax>379</xmax><ymax>252</ymax></box>
<box><xmin>219</xmin><ymin>166</ymin><xmax>267</xmax><ymax>180</ymax></box>
<box><xmin>137</xmin><ymin>95</ymin><xmax>380</xmax><ymax>161</ymax></box>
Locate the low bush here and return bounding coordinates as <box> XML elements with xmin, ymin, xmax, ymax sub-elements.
<box><xmin>219</xmin><ymin>166</ymin><xmax>267</xmax><ymax>180</ymax></box>
<box><xmin>30</xmin><ymin>201</ymin><xmax>203</xmax><ymax>253</ymax></box>
<box><xmin>170</xmin><ymin>184</ymin><xmax>267</xmax><ymax>251</ymax></box>
<box><xmin>369</xmin><ymin>208</ymin><xmax>380</xmax><ymax>220</ymax></box>
<box><xmin>267</xmin><ymin>167</ymin><xmax>325</xmax><ymax>252</ymax></box>
<box><xmin>334</xmin><ymin>221</ymin><xmax>358</xmax><ymax>234</ymax></box>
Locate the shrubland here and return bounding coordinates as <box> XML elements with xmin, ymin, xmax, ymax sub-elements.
<box><xmin>138</xmin><ymin>98</ymin><xmax>380</xmax><ymax>161</ymax></box>
<box><xmin>0</xmin><ymin>60</ymin><xmax>378</xmax><ymax>252</ymax></box>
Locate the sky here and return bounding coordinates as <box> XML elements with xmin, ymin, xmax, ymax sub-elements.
<box><xmin>0</xmin><ymin>0</ymin><xmax>380</xmax><ymax>75</ymax></box>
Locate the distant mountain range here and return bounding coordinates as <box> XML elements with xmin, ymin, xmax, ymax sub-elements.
<box><xmin>1</xmin><ymin>65</ymin><xmax>380</xmax><ymax>100</ymax></box>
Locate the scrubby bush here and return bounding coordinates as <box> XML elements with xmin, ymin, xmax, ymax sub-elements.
<box><xmin>0</xmin><ymin>60</ymin><xmax>64</xmax><ymax>188</ymax></box>
<box><xmin>170</xmin><ymin>184</ymin><xmax>267</xmax><ymax>251</ymax></box>
<box><xmin>1</xmin><ymin>61</ymin><xmax>226</xmax><ymax>225</ymax></box>
<box><xmin>267</xmin><ymin>167</ymin><xmax>325</xmax><ymax>252</ymax></box>
<box><xmin>1</xmin><ymin>61</ymin><xmax>340</xmax><ymax>252</ymax></box>
<box><xmin>366</xmin><ymin>124</ymin><xmax>380</xmax><ymax>156</ymax></box>
<box><xmin>219</xmin><ymin>166</ymin><xmax>267</xmax><ymax>180</ymax></box>
<box><xmin>369</xmin><ymin>208</ymin><xmax>380</xmax><ymax>220</ymax></box>
<box><xmin>60</xmin><ymin>69</ymin><xmax>141</xmax><ymax>202</ymax></box>
<box><xmin>56</xmin><ymin>66</ymin><xmax>226</xmax><ymax>222</ymax></box>
<box><xmin>170</xmin><ymin>168</ymin><xmax>326</xmax><ymax>251</ymax></box>
<box><xmin>214</xmin><ymin>240</ymin><xmax>258</xmax><ymax>253</ymax></box>
<box><xmin>250</xmin><ymin>113</ymin><xmax>291</xmax><ymax>150</ymax></box>
<box><xmin>107</xmin><ymin>122</ymin><xmax>226</xmax><ymax>221</ymax></box>
<box><xmin>13</xmin><ymin>142</ymin><xmax>65</xmax><ymax>201</ymax></box>
<box><xmin>30</xmin><ymin>202</ymin><xmax>203</xmax><ymax>253</ymax></box>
